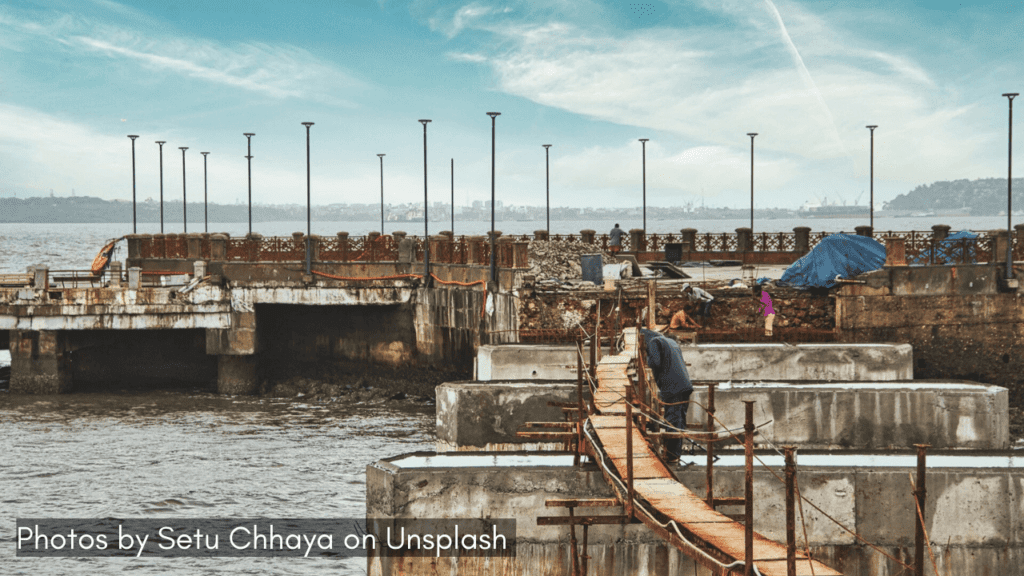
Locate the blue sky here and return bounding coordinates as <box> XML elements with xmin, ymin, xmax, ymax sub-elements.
<box><xmin>0</xmin><ymin>0</ymin><xmax>1021</xmax><ymax>211</ymax></box>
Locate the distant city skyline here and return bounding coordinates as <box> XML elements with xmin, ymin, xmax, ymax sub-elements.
<box><xmin>0</xmin><ymin>1</ymin><xmax>1020</xmax><ymax>212</ymax></box>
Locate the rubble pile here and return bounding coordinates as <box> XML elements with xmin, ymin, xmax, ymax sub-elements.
<box><xmin>527</xmin><ymin>240</ymin><xmax>618</xmax><ymax>281</ymax></box>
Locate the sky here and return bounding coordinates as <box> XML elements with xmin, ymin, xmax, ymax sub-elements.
<box><xmin>0</xmin><ymin>0</ymin><xmax>1021</xmax><ymax>211</ymax></box>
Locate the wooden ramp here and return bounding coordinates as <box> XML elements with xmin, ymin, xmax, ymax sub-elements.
<box><xmin>587</xmin><ymin>328</ymin><xmax>840</xmax><ymax>576</ymax></box>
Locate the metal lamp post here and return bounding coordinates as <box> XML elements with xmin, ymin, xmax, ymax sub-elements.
<box><xmin>156</xmin><ymin>141</ymin><xmax>166</xmax><ymax>233</ymax></box>
<box><xmin>451</xmin><ymin>158</ymin><xmax>455</xmax><ymax>234</ymax></box>
<box><xmin>747</xmin><ymin>133</ymin><xmax>758</xmax><ymax>234</ymax></box>
<box><xmin>1003</xmin><ymin>93</ymin><xmax>1018</xmax><ymax>280</ymax></box>
<box><xmin>866</xmin><ymin>125</ymin><xmax>878</xmax><ymax>230</ymax></box>
<box><xmin>487</xmin><ymin>112</ymin><xmax>501</xmax><ymax>287</ymax></box>
<box><xmin>419</xmin><ymin>119</ymin><xmax>432</xmax><ymax>286</ymax></box>
<box><xmin>543</xmin><ymin>144</ymin><xmax>552</xmax><ymax>234</ymax></box>
<box><xmin>301</xmin><ymin>123</ymin><xmax>314</xmax><ymax>275</ymax></box>
<box><xmin>128</xmin><ymin>135</ymin><xmax>138</xmax><ymax>233</ymax></box>
<box><xmin>179</xmin><ymin>147</ymin><xmax>188</xmax><ymax>233</ymax></box>
<box><xmin>244</xmin><ymin>133</ymin><xmax>255</xmax><ymax>235</ymax></box>
<box><xmin>639</xmin><ymin>138</ymin><xmax>649</xmax><ymax>234</ymax></box>
<box><xmin>201</xmin><ymin>152</ymin><xmax>210</xmax><ymax>233</ymax></box>
<box><xmin>377</xmin><ymin>153</ymin><xmax>386</xmax><ymax>234</ymax></box>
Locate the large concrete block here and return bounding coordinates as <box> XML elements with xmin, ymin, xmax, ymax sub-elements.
<box><xmin>476</xmin><ymin>342</ymin><xmax>914</xmax><ymax>382</ymax></box>
<box><xmin>438</xmin><ymin>381</ymin><xmax>1008</xmax><ymax>452</ymax></box>
<box><xmin>475</xmin><ymin>345</ymin><xmax>577</xmax><ymax>381</ymax></box>
<box><xmin>691</xmin><ymin>381</ymin><xmax>1009</xmax><ymax>451</ymax></box>
<box><xmin>367</xmin><ymin>452</ymin><xmax>1024</xmax><ymax>576</ymax></box>
<box><xmin>436</xmin><ymin>382</ymin><xmax>579</xmax><ymax>452</ymax></box>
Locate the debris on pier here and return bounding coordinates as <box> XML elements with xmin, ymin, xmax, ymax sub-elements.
<box><xmin>527</xmin><ymin>239</ymin><xmax>618</xmax><ymax>282</ymax></box>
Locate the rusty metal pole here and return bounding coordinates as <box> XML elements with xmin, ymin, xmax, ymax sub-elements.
<box><xmin>646</xmin><ymin>280</ymin><xmax>656</xmax><ymax>329</ymax></box>
<box><xmin>576</xmin><ymin>339</ymin><xmax>585</xmax><ymax>467</ymax></box>
<box><xmin>568</xmin><ymin>506</ymin><xmax>579</xmax><ymax>576</ymax></box>
<box><xmin>706</xmin><ymin>383</ymin><xmax>717</xmax><ymax>509</ymax></box>
<box><xmin>785</xmin><ymin>446</ymin><xmax>797</xmax><ymax>576</ymax></box>
<box><xmin>590</xmin><ymin>334</ymin><xmax>597</xmax><ymax>381</ymax></box>
<box><xmin>914</xmin><ymin>444</ymin><xmax>929</xmax><ymax>576</ymax></box>
<box><xmin>626</xmin><ymin>386</ymin><xmax>635</xmax><ymax>519</ymax></box>
<box><xmin>581</xmin><ymin>524</ymin><xmax>590</xmax><ymax>576</ymax></box>
<box><xmin>596</xmin><ymin>300</ymin><xmax>602</xmax><ymax>363</ymax></box>
<box><xmin>744</xmin><ymin>400</ymin><xmax>755</xmax><ymax>576</ymax></box>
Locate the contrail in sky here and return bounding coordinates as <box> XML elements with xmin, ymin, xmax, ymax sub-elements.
<box><xmin>763</xmin><ymin>0</ymin><xmax>852</xmax><ymax>167</ymax></box>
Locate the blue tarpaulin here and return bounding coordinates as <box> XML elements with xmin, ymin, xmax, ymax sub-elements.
<box><xmin>780</xmin><ymin>234</ymin><xmax>886</xmax><ymax>289</ymax></box>
<box><xmin>911</xmin><ymin>230</ymin><xmax>978</xmax><ymax>265</ymax></box>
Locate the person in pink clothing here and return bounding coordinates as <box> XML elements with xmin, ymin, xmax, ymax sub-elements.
<box><xmin>753</xmin><ymin>284</ymin><xmax>775</xmax><ymax>337</ymax></box>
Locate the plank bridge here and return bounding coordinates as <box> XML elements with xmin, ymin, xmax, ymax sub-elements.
<box><xmin>520</xmin><ymin>327</ymin><xmax>842</xmax><ymax>576</ymax></box>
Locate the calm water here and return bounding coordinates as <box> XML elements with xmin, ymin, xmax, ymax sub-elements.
<box><xmin>0</xmin><ymin>230</ymin><xmax>436</xmax><ymax>575</ymax></box>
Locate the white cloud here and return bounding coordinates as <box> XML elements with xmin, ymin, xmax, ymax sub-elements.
<box><xmin>0</xmin><ymin>7</ymin><xmax>365</xmax><ymax>105</ymax></box>
<box><xmin>435</xmin><ymin>0</ymin><xmax>1009</xmax><ymax>202</ymax></box>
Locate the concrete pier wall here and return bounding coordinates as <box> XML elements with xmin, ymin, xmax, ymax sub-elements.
<box><xmin>368</xmin><ymin>453</ymin><xmax>1024</xmax><ymax>576</ymax></box>
<box><xmin>475</xmin><ymin>342</ymin><xmax>914</xmax><ymax>382</ymax></box>
<box><xmin>436</xmin><ymin>381</ymin><xmax>1010</xmax><ymax>452</ymax></box>
<box><xmin>3</xmin><ymin>281</ymin><xmax>513</xmax><ymax>393</ymax></box>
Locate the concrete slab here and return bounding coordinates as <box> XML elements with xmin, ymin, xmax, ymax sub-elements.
<box><xmin>437</xmin><ymin>381</ymin><xmax>1008</xmax><ymax>452</ymax></box>
<box><xmin>368</xmin><ymin>452</ymin><xmax>1024</xmax><ymax>576</ymax></box>
<box><xmin>436</xmin><ymin>382</ymin><xmax>577</xmax><ymax>452</ymax></box>
<box><xmin>475</xmin><ymin>342</ymin><xmax>914</xmax><ymax>382</ymax></box>
<box><xmin>692</xmin><ymin>381</ymin><xmax>1010</xmax><ymax>451</ymax></box>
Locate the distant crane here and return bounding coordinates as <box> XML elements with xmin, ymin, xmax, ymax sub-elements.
<box><xmin>854</xmin><ymin>191</ymin><xmax>864</xmax><ymax>206</ymax></box>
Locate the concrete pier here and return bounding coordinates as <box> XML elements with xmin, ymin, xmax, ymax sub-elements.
<box><xmin>436</xmin><ymin>381</ymin><xmax>1010</xmax><ymax>452</ymax></box>
<box><xmin>475</xmin><ymin>342</ymin><xmax>914</xmax><ymax>382</ymax></box>
<box><xmin>2</xmin><ymin>279</ymin><xmax>516</xmax><ymax>393</ymax></box>
<box><xmin>368</xmin><ymin>452</ymin><xmax>1024</xmax><ymax>576</ymax></box>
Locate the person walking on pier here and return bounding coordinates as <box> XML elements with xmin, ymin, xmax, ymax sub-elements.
<box><xmin>640</xmin><ymin>328</ymin><xmax>693</xmax><ymax>464</ymax></box>
<box><xmin>609</xmin><ymin>223</ymin><xmax>625</xmax><ymax>254</ymax></box>
<box><xmin>682</xmin><ymin>283</ymin><xmax>714</xmax><ymax>326</ymax></box>
<box><xmin>753</xmin><ymin>283</ymin><xmax>775</xmax><ymax>337</ymax></box>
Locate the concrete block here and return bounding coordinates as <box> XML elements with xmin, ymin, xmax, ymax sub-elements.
<box><xmin>476</xmin><ymin>342</ymin><xmax>914</xmax><ymax>382</ymax></box>
<box><xmin>690</xmin><ymin>381</ymin><xmax>1009</xmax><ymax>450</ymax></box>
<box><xmin>367</xmin><ymin>453</ymin><xmax>1024</xmax><ymax>576</ymax></box>
<box><xmin>475</xmin><ymin>345</ymin><xmax>579</xmax><ymax>381</ymax></box>
<box><xmin>436</xmin><ymin>382</ymin><xmax>578</xmax><ymax>452</ymax></box>
<box><xmin>216</xmin><ymin>355</ymin><xmax>258</xmax><ymax>395</ymax></box>
<box><xmin>438</xmin><ymin>381</ymin><xmax>1009</xmax><ymax>451</ymax></box>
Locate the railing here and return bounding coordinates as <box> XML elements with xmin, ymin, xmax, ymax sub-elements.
<box><xmin>127</xmin><ymin>229</ymin><xmax>1024</xmax><ymax>266</ymax></box>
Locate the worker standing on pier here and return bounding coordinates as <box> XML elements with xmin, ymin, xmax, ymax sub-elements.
<box><xmin>753</xmin><ymin>283</ymin><xmax>775</xmax><ymax>337</ymax></box>
<box><xmin>609</xmin><ymin>223</ymin><xmax>625</xmax><ymax>254</ymax></box>
<box><xmin>640</xmin><ymin>328</ymin><xmax>693</xmax><ymax>463</ymax></box>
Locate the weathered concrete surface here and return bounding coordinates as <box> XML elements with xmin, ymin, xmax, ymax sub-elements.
<box><xmin>8</xmin><ymin>330</ymin><xmax>71</xmax><ymax>394</ymax></box>
<box><xmin>217</xmin><ymin>354</ymin><xmax>258</xmax><ymax>395</ymax></box>
<box><xmin>368</xmin><ymin>452</ymin><xmax>1024</xmax><ymax>576</ymax></box>
<box><xmin>476</xmin><ymin>342</ymin><xmax>913</xmax><ymax>382</ymax></box>
<box><xmin>474</xmin><ymin>345</ymin><xmax>577</xmax><ymax>381</ymax></box>
<box><xmin>436</xmin><ymin>382</ymin><xmax>578</xmax><ymax>452</ymax></box>
<box><xmin>436</xmin><ymin>381</ymin><xmax>1009</xmax><ymax>451</ymax></box>
<box><xmin>691</xmin><ymin>381</ymin><xmax>1010</xmax><ymax>450</ymax></box>
<box><xmin>0</xmin><ymin>285</ymin><xmax>231</xmax><ymax>331</ymax></box>
<box><xmin>837</xmin><ymin>268</ymin><xmax>1024</xmax><ymax>405</ymax></box>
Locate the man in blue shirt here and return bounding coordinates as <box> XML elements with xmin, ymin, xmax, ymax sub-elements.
<box><xmin>609</xmin><ymin>224</ymin><xmax>625</xmax><ymax>254</ymax></box>
<box><xmin>640</xmin><ymin>328</ymin><xmax>693</xmax><ymax>463</ymax></box>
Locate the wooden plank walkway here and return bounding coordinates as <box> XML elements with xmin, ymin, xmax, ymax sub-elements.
<box><xmin>588</xmin><ymin>328</ymin><xmax>840</xmax><ymax>576</ymax></box>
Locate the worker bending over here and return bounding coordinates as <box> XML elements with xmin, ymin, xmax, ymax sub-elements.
<box><xmin>640</xmin><ymin>328</ymin><xmax>693</xmax><ymax>464</ymax></box>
